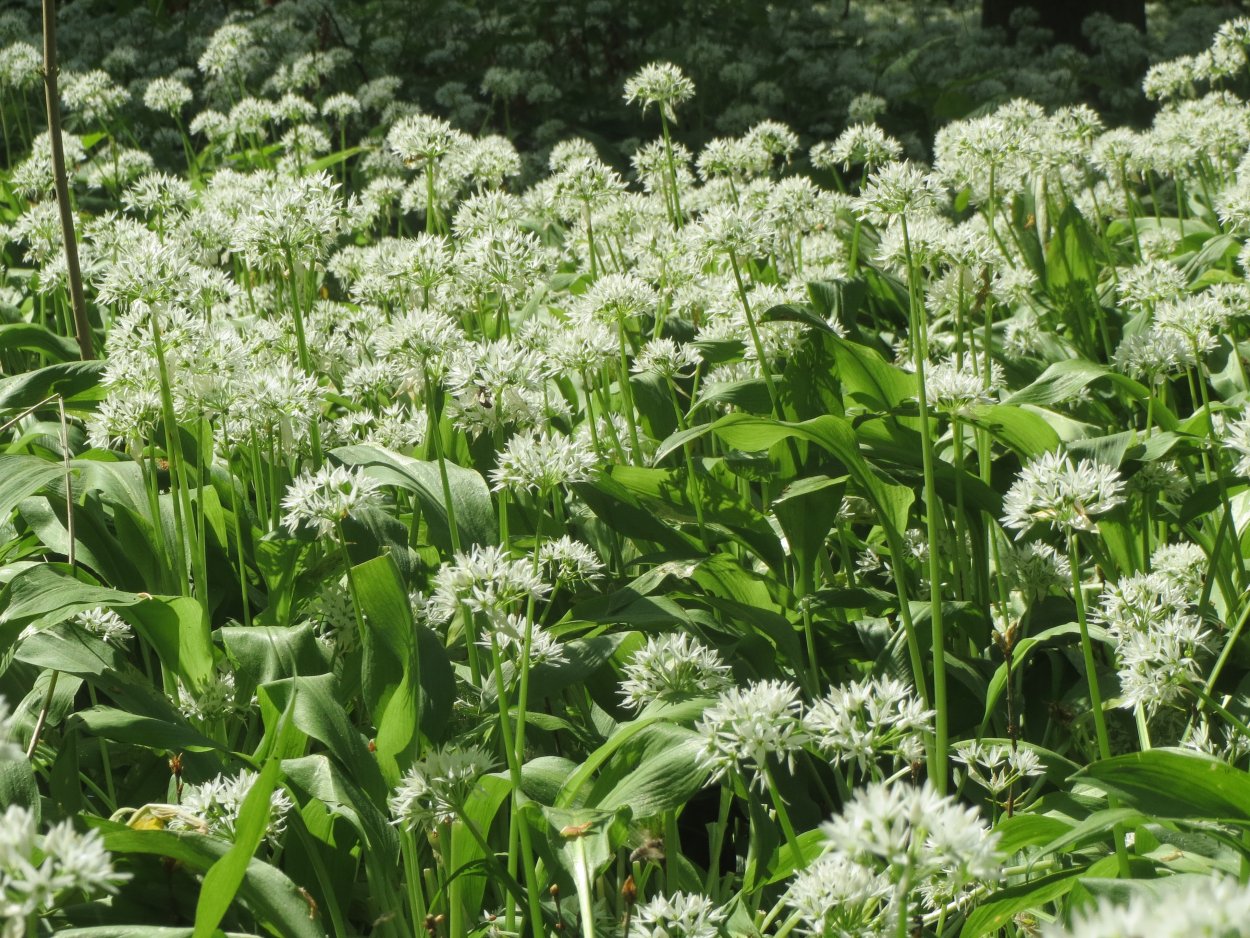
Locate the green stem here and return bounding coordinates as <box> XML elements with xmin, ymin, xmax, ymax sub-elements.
<box><xmin>902</xmin><ymin>217</ymin><xmax>948</xmax><ymax>794</ymax></box>
<box><xmin>1068</xmin><ymin>534</ymin><xmax>1132</xmax><ymax>877</ymax></box>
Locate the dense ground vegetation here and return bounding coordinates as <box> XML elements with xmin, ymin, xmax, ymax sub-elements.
<box><xmin>6</xmin><ymin>0</ymin><xmax>1250</xmax><ymax>936</ymax></box>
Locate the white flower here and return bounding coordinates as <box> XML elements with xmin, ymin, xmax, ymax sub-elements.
<box><xmin>71</xmin><ymin>607</ymin><xmax>131</xmax><ymax>645</ymax></box>
<box><xmin>632</xmin><ymin>337</ymin><xmax>701</xmax><ymax>378</ymax></box>
<box><xmin>177</xmin><ymin>670</ymin><xmax>243</xmax><ymax>723</ymax></box>
<box><xmin>806</xmin><ymin>677</ymin><xmax>933</xmax><ymax>774</ymax></box>
<box><xmin>0</xmin><ymin>805</ymin><xmax>127</xmax><ymax>923</ymax></box>
<box><xmin>1001</xmin><ymin>450</ymin><xmax>1126</xmax><ymax>537</ymax></box>
<box><xmin>281</xmin><ymin>464</ymin><xmax>384</xmax><ymax>538</ymax></box>
<box><xmin>695</xmin><ymin>679</ymin><xmax>806</xmax><ymax>789</ymax></box>
<box><xmin>952</xmin><ymin>740</ymin><xmax>1044</xmax><ymax>796</ymax></box>
<box><xmin>388</xmin><ymin>113</ymin><xmax>467</xmax><ymax>165</ymax></box>
<box><xmin>172</xmin><ymin>769</ymin><xmax>293</xmax><ymax>844</ymax></box>
<box><xmin>852</xmin><ymin>161</ymin><xmax>941</xmax><ymax>226</ymax></box>
<box><xmin>1000</xmin><ymin>541</ymin><xmax>1071</xmax><ymax>601</ymax></box>
<box><xmin>632</xmin><ymin>892</ymin><xmax>725</xmax><ymax>938</ymax></box>
<box><xmin>390</xmin><ymin>746</ymin><xmax>494</xmax><ymax>828</ymax></box>
<box><xmin>786</xmin><ymin>852</ymin><xmax>894</xmax><ymax>937</ymax></box>
<box><xmin>142</xmin><ymin>76</ymin><xmax>192</xmax><ymax>115</ymax></box>
<box><xmin>1045</xmin><ymin>874</ymin><xmax>1250</xmax><ymax>937</ymax></box>
<box><xmin>489</xmin><ymin>429</ymin><xmax>597</xmax><ymax>493</ymax></box>
<box><xmin>538</xmin><ymin>536</ymin><xmax>603</xmax><ymax>585</ymax></box>
<box><xmin>623</xmin><ymin>62</ymin><xmax>695</xmax><ymax>123</ymax></box>
<box><xmin>821</xmin><ymin>780</ymin><xmax>1000</xmax><ymax>901</ymax></box>
<box><xmin>620</xmin><ymin>633</ymin><xmax>734</xmax><ymax>711</ymax></box>
<box><xmin>923</xmin><ymin>357</ymin><xmax>998</xmax><ymax>416</ymax></box>
<box><xmin>430</xmin><ymin>545</ymin><xmax>549</xmax><ymax>623</ymax></box>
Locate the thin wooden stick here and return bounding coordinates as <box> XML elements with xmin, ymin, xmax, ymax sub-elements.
<box><xmin>41</xmin><ymin>0</ymin><xmax>93</xmax><ymax>360</ymax></box>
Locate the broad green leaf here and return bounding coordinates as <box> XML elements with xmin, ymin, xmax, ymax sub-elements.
<box><xmin>220</xmin><ymin>622</ymin><xmax>325</xmax><ymax>693</ymax></box>
<box><xmin>961</xmin><ymin>866</ymin><xmax>1090</xmax><ymax>938</ymax></box>
<box><xmin>557</xmin><ymin>699</ymin><xmax>710</xmax><ymax>808</ymax></box>
<box><xmin>1076</xmin><ymin>749</ymin><xmax>1250</xmax><ymax>823</ymax></box>
<box><xmin>303</xmin><ymin>144</ymin><xmax>367</xmax><ymax>174</ymax></box>
<box><xmin>193</xmin><ymin>756</ymin><xmax>284</xmax><ymax>938</ymax></box>
<box><xmin>1045</xmin><ymin>204</ymin><xmax>1102</xmax><ymax>292</ymax></box>
<box><xmin>771</xmin><ymin>475</ymin><xmax>844</xmax><ymax>589</ymax></box>
<box><xmin>71</xmin><ymin>707</ymin><xmax>224</xmax><ymax>753</ymax></box>
<box><xmin>0</xmin><ymin>455</ymin><xmax>64</xmax><ymax>521</ymax></box>
<box><xmin>260</xmin><ymin>674</ymin><xmax>387</xmax><ymax>805</ymax></box>
<box><xmin>964</xmin><ymin>404</ymin><xmax>1061</xmax><ymax>456</ymax></box>
<box><xmin>708</xmin><ymin>413</ymin><xmax>914</xmax><ymax>544</ymax></box>
<box><xmin>521</xmin><ymin>756</ymin><xmax>578</xmax><ymax>805</ymax></box>
<box><xmin>587</xmin><ymin>722</ymin><xmax>710</xmax><ymax>818</ymax></box>
<box><xmin>18</xmin><ymin>494</ymin><xmax>144</xmax><ymax>591</ymax></box>
<box><xmin>994</xmin><ymin>813</ymin><xmax>1075</xmax><ymax>857</ymax></box>
<box><xmin>333</xmin><ymin>444</ymin><xmax>494</xmax><ymax>551</ymax></box>
<box><xmin>352</xmin><ymin>554</ymin><xmax>417</xmax><ymax>784</ymax></box>
<box><xmin>451</xmin><ymin>773</ymin><xmax>515</xmax><ymax>920</ymax></box>
<box><xmin>0</xmin><ymin>322</ymin><xmax>82</xmax><ymax>361</ymax></box>
<box><xmin>95</xmin><ymin>823</ymin><xmax>324</xmax><ymax>938</ymax></box>
<box><xmin>0</xmin><ymin>744</ymin><xmax>38</xmax><ymax>817</ymax></box>
<box><xmin>982</xmin><ymin>623</ymin><xmax>1081</xmax><ymax>731</ymax></box>
<box><xmin>2</xmin><ymin>566</ymin><xmax>213</xmax><ymax>692</ymax></box>
<box><xmin>280</xmin><ymin>755</ymin><xmax>406</xmax><ymax>932</ymax></box>
<box><xmin>1032</xmin><ymin>806</ymin><xmax>1145</xmax><ymax>859</ymax></box>
<box><xmin>829</xmin><ymin>335</ymin><xmax>915</xmax><ymax>412</ymax></box>
<box><xmin>1004</xmin><ymin>360</ymin><xmax>1178</xmax><ymax>431</ymax></box>
<box><xmin>577</xmin><ymin>473</ymin><xmax>701</xmax><ymax>554</ymax></box>
<box><xmin>353</xmin><ymin>554</ymin><xmax>454</xmax><ymax>764</ymax></box>
<box><xmin>607</xmin><ymin>465</ymin><xmax>785</xmax><ymax>573</ymax></box>
<box><xmin>0</xmin><ymin>361</ymin><xmax>106</xmax><ymax>413</ymax></box>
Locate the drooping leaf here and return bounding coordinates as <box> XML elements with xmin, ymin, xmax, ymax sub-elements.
<box><xmin>95</xmin><ymin>823</ymin><xmax>324</xmax><ymax>938</ymax></box>
<box><xmin>332</xmin><ymin>444</ymin><xmax>495</xmax><ymax>551</ymax></box>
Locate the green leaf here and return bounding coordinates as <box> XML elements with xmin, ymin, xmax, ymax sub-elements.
<box><xmin>994</xmin><ymin>813</ymin><xmax>1075</xmax><ymax>857</ymax></box>
<box><xmin>303</xmin><ymin>144</ymin><xmax>367</xmax><ymax>174</ymax></box>
<box><xmin>606</xmin><ymin>465</ymin><xmax>785</xmax><ymax>573</ymax></box>
<box><xmin>830</xmin><ymin>335</ymin><xmax>915</xmax><ymax>412</ymax></box>
<box><xmin>0</xmin><ymin>360</ymin><xmax>106</xmax><ymax>413</ymax></box>
<box><xmin>352</xmin><ymin>554</ymin><xmax>415</xmax><ymax>784</ymax></box>
<box><xmin>332</xmin><ymin>444</ymin><xmax>494</xmax><ymax>552</ymax></box>
<box><xmin>71</xmin><ymin>707</ymin><xmax>224</xmax><ymax>753</ymax></box>
<box><xmin>96</xmin><ymin>823</ymin><xmax>324</xmax><ymax>938</ymax></box>
<box><xmin>0</xmin><ymin>455</ymin><xmax>64</xmax><ymax>521</ymax></box>
<box><xmin>2</xmin><ymin>566</ymin><xmax>213</xmax><ymax>693</ymax></box>
<box><xmin>707</xmin><ymin>413</ymin><xmax>914</xmax><ymax>559</ymax></box>
<box><xmin>963</xmin><ymin>404</ymin><xmax>1061</xmax><ymax>456</ymax></box>
<box><xmin>220</xmin><ymin>623</ymin><xmax>325</xmax><ymax>693</ymax></box>
<box><xmin>587</xmin><ymin>722</ymin><xmax>710</xmax><ymax>818</ymax></box>
<box><xmin>1076</xmin><ymin>749</ymin><xmax>1250</xmax><ymax>822</ymax></box>
<box><xmin>193</xmin><ymin>756</ymin><xmax>284</xmax><ymax>938</ymax></box>
<box><xmin>960</xmin><ymin>866</ymin><xmax>1089</xmax><ymax>938</ymax></box>
<box><xmin>557</xmin><ymin>699</ymin><xmax>710</xmax><ymax>808</ymax></box>
<box><xmin>0</xmin><ymin>322</ymin><xmax>82</xmax><ymax>361</ymax></box>
<box><xmin>0</xmin><ymin>743</ymin><xmax>38</xmax><ymax>817</ymax></box>
<box><xmin>1004</xmin><ymin>360</ymin><xmax>1178</xmax><ymax>431</ymax></box>
<box><xmin>1045</xmin><ymin>204</ymin><xmax>1102</xmax><ymax>292</ymax></box>
<box><xmin>771</xmin><ymin>475</ymin><xmax>843</xmax><ymax>587</ymax></box>
<box><xmin>259</xmin><ymin>674</ymin><xmax>387</xmax><ymax>805</ymax></box>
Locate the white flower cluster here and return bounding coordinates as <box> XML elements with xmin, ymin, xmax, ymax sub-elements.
<box><xmin>788</xmin><ymin>780</ymin><xmax>1000</xmax><ymax>935</ymax></box>
<box><xmin>1045</xmin><ymin>874</ymin><xmax>1250</xmax><ymax>937</ymax></box>
<box><xmin>389</xmin><ymin>745</ymin><xmax>494</xmax><ymax>829</ymax></box>
<box><xmin>0</xmin><ymin>805</ymin><xmax>128</xmax><ymax>929</ymax></box>
<box><xmin>1094</xmin><ymin>542</ymin><xmax>1211</xmax><ymax>718</ymax></box>
<box><xmin>1001</xmin><ymin>450</ymin><xmax>1126</xmax><ymax>537</ymax></box>
<box><xmin>695</xmin><ymin>676</ymin><xmax>931</xmax><ymax>788</ymax></box>
<box><xmin>281</xmin><ymin>464</ymin><xmax>384</xmax><ymax>538</ymax></box>
<box><xmin>170</xmin><ymin>769</ymin><xmax>294</xmax><ymax>845</ymax></box>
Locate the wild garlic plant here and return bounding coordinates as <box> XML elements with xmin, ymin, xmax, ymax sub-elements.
<box><xmin>9</xmin><ymin>2</ymin><xmax>1250</xmax><ymax>937</ymax></box>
